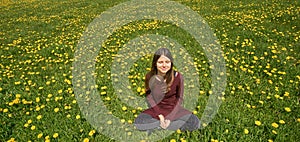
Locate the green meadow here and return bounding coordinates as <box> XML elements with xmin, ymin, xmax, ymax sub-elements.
<box><xmin>1</xmin><ymin>0</ymin><xmax>299</xmax><ymax>142</ymax></box>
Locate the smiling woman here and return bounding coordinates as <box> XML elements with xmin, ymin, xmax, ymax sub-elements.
<box><xmin>134</xmin><ymin>48</ymin><xmax>200</xmax><ymax>135</ymax></box>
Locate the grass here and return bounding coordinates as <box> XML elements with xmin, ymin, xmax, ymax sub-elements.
<box><xmin>1</xmin><ymin>0</ymin><xmax>300</xmax><ymax>141</ymax></box>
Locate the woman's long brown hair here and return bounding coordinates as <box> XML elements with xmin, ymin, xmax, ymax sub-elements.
<box><xmin>146</xmin><ymin>48</ymin><xmax>174</xmax><ymax>92</ymax></box>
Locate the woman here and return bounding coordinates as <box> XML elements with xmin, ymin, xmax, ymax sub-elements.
<box><xmin>134</xmin><ymin>48</ymin><xmax>200</xmax><ymax>134</ymax></box>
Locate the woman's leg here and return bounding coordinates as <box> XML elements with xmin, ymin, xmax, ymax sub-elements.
<box><xmin>167</xmin><ymin>114</ymin><xmax>200</xmax><ymax>131</ymax></box>
<box><xmin>134</xmin><ymin>113</ymin><xmax>160</xmax><ymax>131</ymax></box>
<box><xmin>179</xmin><ymin>114</ymin><xmax>200</xmax><ymax>131</ymax></box>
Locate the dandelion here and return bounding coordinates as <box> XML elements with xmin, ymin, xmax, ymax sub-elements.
<box><xmin>37</xmin><ymin>115</ymin><xmax>42</xmax><ymax>120</ymax></box>
<box><xmin>284</xmin><ymin>107</ymin><xmax>291</xmax><ymax>112</ymax></box>
<box><xmin>3</xmin><ymin>108</ymin><xmax>8</xmax><ymax>113</ymax></box>
<box><xmin>31</xmin><ymin>125</ymin><xmax>36</xmax><ymax>130</ymax></box>
<box><xmin>127</xmin><ymin>132</ymin><xmax>132</xmax><ymax>136</ymax></box>
<box><xmin>36</xmin><ymin>97</ymin><xmax>40</xmax><ymax>103</ymax></box>
<box><xmin>76</xmin><ymin>115</ymin><xmax>81</xmax><ymax>119</ymax></box>
<box><xmin>83</xmin><ymin>138</ymin><xmax>89</xmax><ymax>142</ymax></box>
<box><xmin>120</xmin><ymin>119</ymin><xmax>125</xmax><ymax>123</ymax></box>
<box><xmin>279</xmin><ymin>120</ymin><xmax>285</xmax><ymax>124</ymax></box>
<box><xmin>53</xmin><ymin>133</ymin><xmax>59</xmax><ymax>138</ymax></box>
<box><xmin>170</xmin><ymin>139</ymin><xmax>176</xmax><ymax>142</ymax></box>
<box><xmin>15</xmin><ymin>81</ymin><xmax>21</xmax><ymax>85</ymax></box>
<box><xmin>89</xmin><ymin>130</ymin><xmax>96</xmax><ymax>136</ymax></box>
<box><xmin>272</xmin><ymin>130</ymin><xmax>277</xmax><ymax>134</ymax></box>
<box><xmin>24</xmin><ymin>123</ymin><xmax>29</xmax><ymax>128</ymax></box>
<box><xmin>271</xmin><ymin>122</ymin><xmax>279</xmax><ymax>128</ymax></box>
<box><xmin>107</xmin><ymin>120</ymin><xmax>112</xmax><ymax>124</ymax></box>
<box><xmin>37</xmin><ymin>133</ymin><xmax>43</xmax><ymax>138</ymax></box>
<box><xmin>180</xmin><ymin>138</ymin><xmax>187</xmax><ymax>142</ymax></box>
<box><xmin>7</xmin><ymin>138</ymin><xmax>15</xmax><ymax>142</ymax></box>
<box><xmin>244</xmin><ymin>128</ymin><xmax>249</xmax><ymax>134</ymax></box>
<box><xmin>54</xmin><ymin>108</ymin><xmax>59</xmax><ymax>112</ymax></box>
<box><xmin>122</xmin><ymin>106</ymin><xmax>127</xmax><ymax>111</ymax></box>
<box><xmin>255</xmin><ymin>120</ymin><xmax>262</xmax><ymax>126</ymax></box>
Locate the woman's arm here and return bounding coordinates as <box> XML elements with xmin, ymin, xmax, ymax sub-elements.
<box><xmin>145</xmin><ymin>74</ymin><xmax>163</xmax><ymax>113</ymax></box>
<box><xmin>165</xmin><ymin>72</ymin><xmax>184</xmax><ymax>120</ymax></box>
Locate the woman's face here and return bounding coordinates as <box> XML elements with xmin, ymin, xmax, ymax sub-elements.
<box><xmin>156</xmin><ymin>55</ymin><xmax>172</xmax><ymax>75</ymax></box>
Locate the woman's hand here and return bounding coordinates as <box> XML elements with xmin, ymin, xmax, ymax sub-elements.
<box><xmin>158</xmin><ymin>114</ymin><xmax>170</xmax><ymax>129</ymax></box>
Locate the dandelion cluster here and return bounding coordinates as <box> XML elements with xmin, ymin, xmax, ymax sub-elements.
<box><xmin>0</xmin><ymin>0</ymin><xmax>299</xmax><ymax>141</ymax></box>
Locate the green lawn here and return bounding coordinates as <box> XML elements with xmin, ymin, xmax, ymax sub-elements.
<box><xmin>1</xmin><ymin>0</ymin><xmax>299</xmax><ymax>142</ymax></box>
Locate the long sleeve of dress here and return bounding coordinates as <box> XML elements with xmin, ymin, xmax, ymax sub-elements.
<box><xmin>145</xmin><ymin>74</ymin><xmax>162</xmax><ymax>116</ymax></box>
<box><xmin>165</xmin><ymin>73</ymin><xmax>184</xmax><ymax>120</ymax></box>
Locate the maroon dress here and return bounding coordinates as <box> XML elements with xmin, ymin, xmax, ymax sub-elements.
<box><xmin>142</xmin><ymin>71</ymin><xmax>192</xmax><ymax>121</ymax></box>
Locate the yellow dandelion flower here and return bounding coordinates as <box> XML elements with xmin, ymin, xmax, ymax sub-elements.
<box><xmin>83</xmin><ymin>138</ymin><xmax>89</xmax><ymax>142</ymax></box>
<box><xmin>127</xmin><ymin>132</ymin><xmax>132</xmax><ymax>136</ymax></box>
<box><xmin>284</xmin><ymin>92</ymin><xmax>289</xmax><ymax>97</ymax></box>
<box><xmin>37</xmin><ymin>133</ymin><xmax>43</xmax><ymax>138</ymax></box>
<box><xmin>170</xmin><ymin>139</ymin><xmax>176</xmax><ymax>142</ymax></box>
<box><xmin>76</xmin><ymin>115</ymin><xmax>81</xmax><ymax>119</ymax></box>
<box><xmin>200</xmin><ymin>90</ymin><xmax>205</xmax><ymax>95</ymax></box>
<box><xmin>54</xmin><ymin>108</ymin><xmax>59</xmax><ymax>112</ymax></box>
<box><xmin>7</xmin><ymin>138</ymin><xmax>15</xmax><ymax>142</ymax></box>
<box><xmin>107</xmin><ymin>120</ymin><xmax>112</xmax><ymax>124</ymax></box>
<box><xmin>193</xmin><ymin>110</ymin><xmax>198</xmax><ymax>114</ymax></box>
<box><xmin>120</xmin><ymin>119</ymin><xmax>125</xmax><ymax>123</ymax></box>
<box><xmin>3</xmin><ymin>108</ymin><xmax>8</xmax><ymax>113</ymax></box>
<box><xmin>15</xmin><ymin>94</ymin><xmax>21</xmax><ymax>98</ymax></box>
<box><xmin>48</xmin><ymin>94</ymin><xmax>53</xmax><ymax>98</ymax></box>
<box><xmin>122</xmin><ymin>106</ymin><xmax>127</xmax><ymax>111</ymax></box>
<box><xmin>37</xmin><ymin>115</ymin><xmax>42</xmax><ymax>120</ymax></box>
<box><xmin>46</xmin><ymin>81</ymin><xmax>51</xmax><ymax>85</ymax></box>
<box><xmin>53</xmin><ymin>133</ymin><xmax>59</xmax><ymax>138</ymax></box>
<box><xmin>24</xmin><ymin>123</ymin><xmax>29</xmax><ymax>128</ymax></box>
<box><xmin>31</xmin><ymin>125</ymin><xmax>36</xmax><ymax>130</ymax></box>
<box><xmin>89</xmin><ymin>130</ymin><xmax>96</xmax><ymax>136</ymax></box>
<box><xmin>268</xmin><ymin>139</ymin><xmax>273</xmax><ymax>142</ymax></box>
<box><xmin>244</xmin><ymin>129</ymin><xmax>249</xmax><ymax>134</ymax></box>
<box><xmin>137</xmin><ymin>87</ymin><xmax>141</xmax><ymax>92</ymax></box>
<box><xmin>15</xmin><ymin>81</ymin><xmax>21</xmax><ymax>85</ymax></box>
<box><xmin>255</xmin><ymin>120</ymin><xmax>261</xmax><ymax>126</ymax></box>
<box><xmin>101</xmin><ymin>86</ymin><xmax>107</xmax><ymax>90</ymax></box>
<box><xmin>272</xmin><ymin>130</ymin><xmax>277</xmax><ymax>134</ymax></box>
<box><xmin>297</xmin><ymin>118</ymin><xmax>300</xmax><ymax>122</ymax></box>
<box><xmin>180</xmin><ymin>138</ymin><xmax>187</xmax><ymax>142</ymax></box>
<box><xmin>36</xmin><ymin>97</ymin><xmax>40</xmax><ymax>103</ymax></box>
<box><xmin>45</xmin><ymin>135</ymin><xmax>50</xmax><ymax>140</ymax></box>
<box><xmin>284</xmin><ymin>107</ymin><xmax>291</xmax><ymax>112</ymax></box>
<box><xmin>271</xmin><ymin>122</ymin><xmax>279</xmax><ymax>128</ymax></box>
<box><xmin>279</xmin><ymin>120</ymin><xmax>285</xmax><ymax>124</ymax></box>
